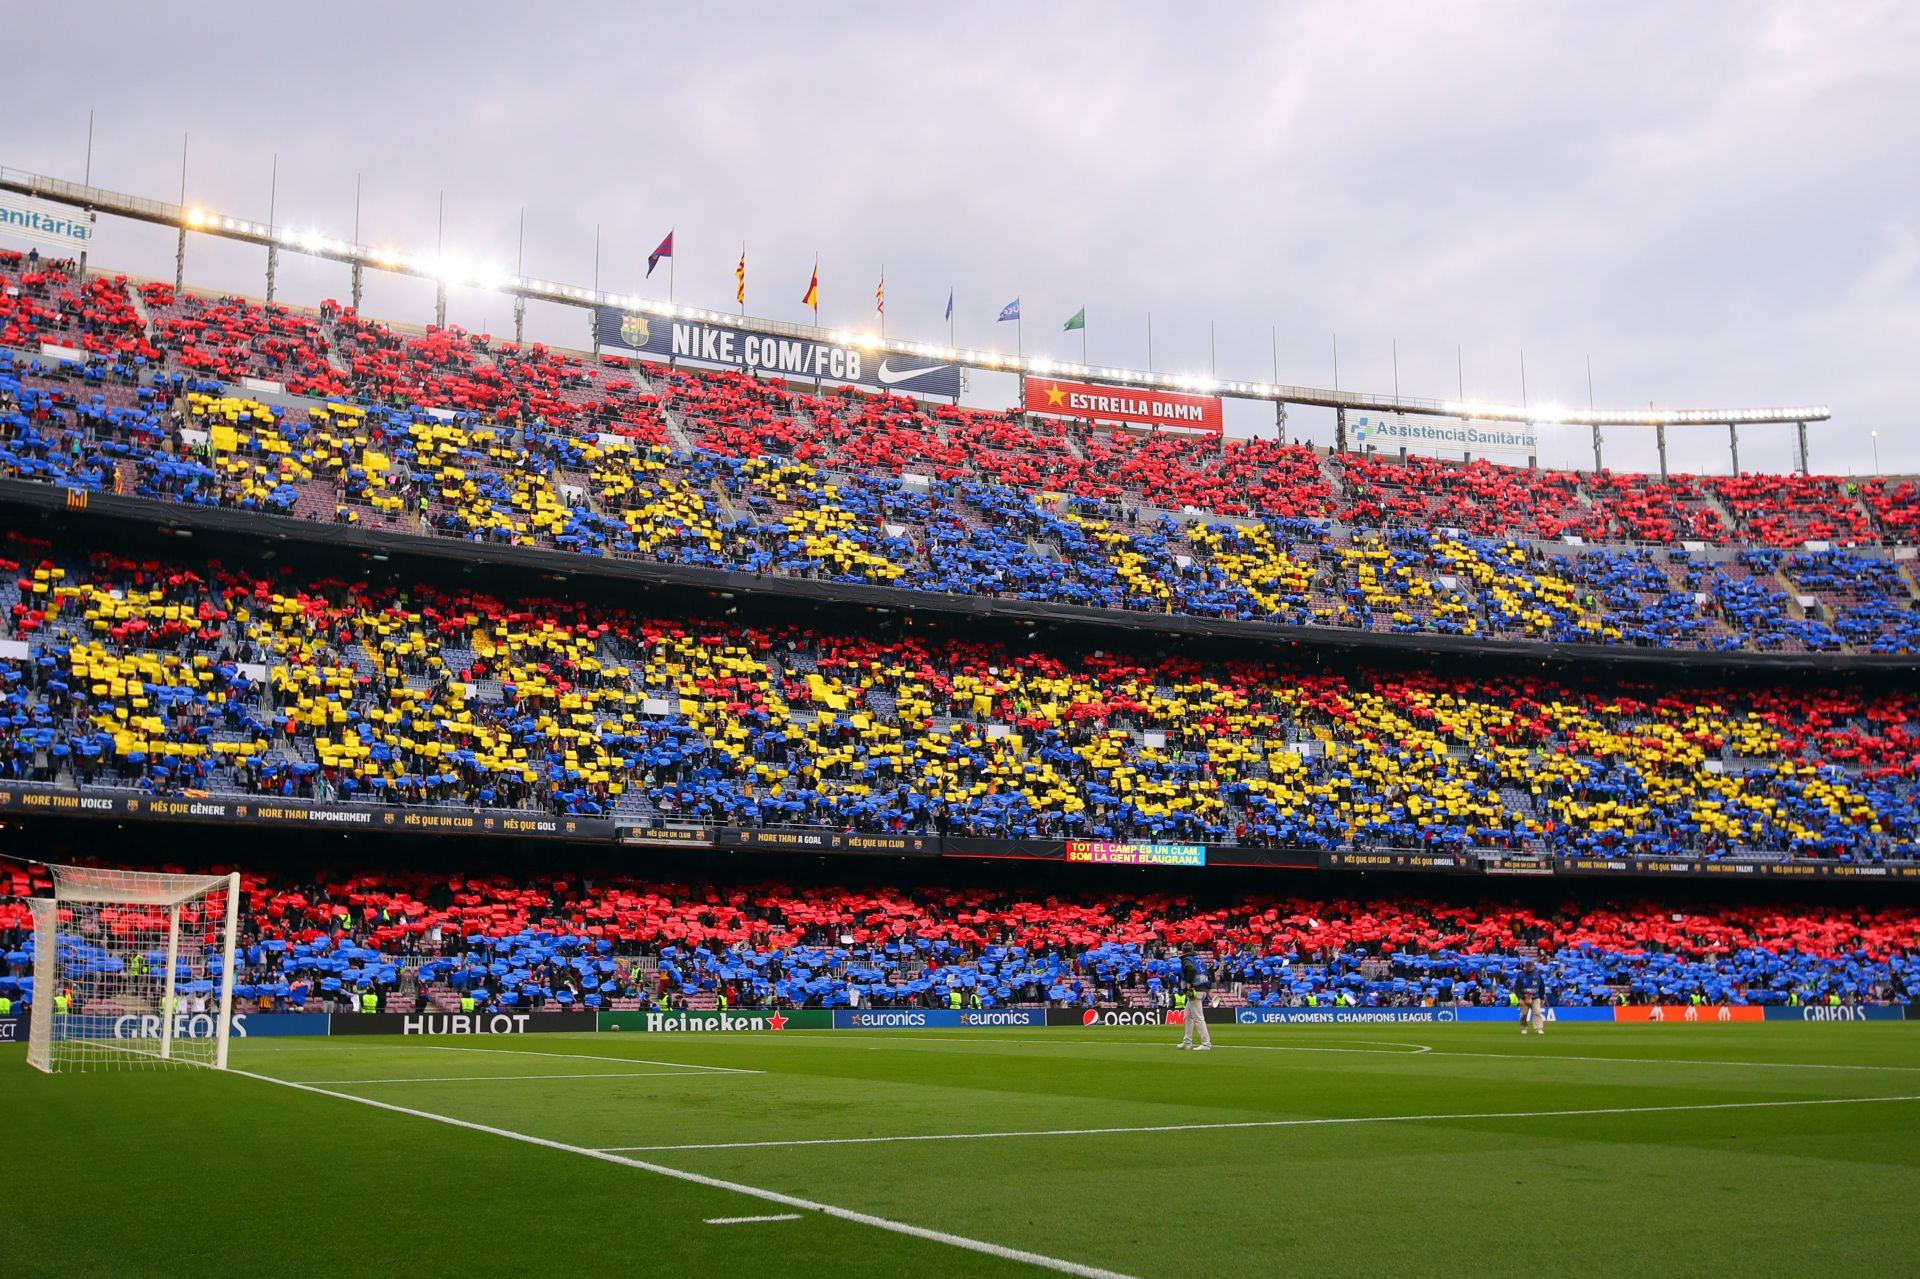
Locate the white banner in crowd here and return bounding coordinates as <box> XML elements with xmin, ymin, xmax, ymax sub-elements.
<box><xmin>1350</xmin><ymin>411</ymin><xmax>1540</xmax><ymax>460</ymax></box>
<box><xmin>0</xmin><ymin>192</ymin><xmax>95</xmax><ymax>253</ymax></box>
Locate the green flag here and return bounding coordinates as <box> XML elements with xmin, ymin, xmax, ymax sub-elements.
<box><xmin>1063</xmin><ymin>308</ymin><xmax>1086</xmax><ymax>332</ymax></box>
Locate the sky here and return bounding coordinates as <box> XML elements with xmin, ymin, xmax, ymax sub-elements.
<box><xmin>6</xmin><ymin>1</ymin><xmax>1916</xmax><ymax>477</ymax></box>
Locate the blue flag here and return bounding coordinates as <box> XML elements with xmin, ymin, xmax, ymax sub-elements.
<box><xmin>945</xmin><ymin>289</ymin><xmax>954</xmax><ymax>322</ymax></box>
<box><xmin>998</xmin><ymin>298</ymin><xmax>1020</xmax><ymax>322</ymax></box>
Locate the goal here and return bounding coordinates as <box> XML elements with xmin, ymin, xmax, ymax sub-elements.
<box><xmin>26</xmin><ymin>865</ymin><xmax>242</xmax><ymax>1074</ymax></box>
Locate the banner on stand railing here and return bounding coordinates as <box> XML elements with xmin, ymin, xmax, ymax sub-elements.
<box><xmin>594</xmin><ymin>307</ymin><xmax>960</xmax><ymax>398</ymax></box>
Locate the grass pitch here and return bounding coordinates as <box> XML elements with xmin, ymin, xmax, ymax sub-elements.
<box><xmin>7</xmin><ymin>1022</ymin><xmax>1919</xmax><ymax>1278</ymax></box>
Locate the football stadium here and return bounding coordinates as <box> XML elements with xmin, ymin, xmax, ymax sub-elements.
<box><xmin>4</xmin><ymin>7</ymin><xmax>1919</xmax><ymax>1277</ymax></box>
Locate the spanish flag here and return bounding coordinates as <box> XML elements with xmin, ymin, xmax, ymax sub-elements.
<box><xmin>801</xmin><ymin>259</ymin><xmax>819</xmax><ymax>313</ymax></box>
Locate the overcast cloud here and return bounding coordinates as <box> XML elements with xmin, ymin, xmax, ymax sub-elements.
<box><xmin>7</xmin><ymin>1</ymin><xmax>1916</xmax><ymax>476</ymax></box>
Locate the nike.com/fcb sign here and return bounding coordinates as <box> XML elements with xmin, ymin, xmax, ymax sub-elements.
<box><xmin>1025</xmin><ymin>376</ymin><xmax>1223</xmax><ymax>435</ymax></box>
<box><xmin>594</xmin><ymin>307</ymin><xmax>960</xmax><ymax>397</ymax></box>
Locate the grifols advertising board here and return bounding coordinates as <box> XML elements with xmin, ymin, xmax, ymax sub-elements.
<box><xmin>1024</xmin><ymin>376</ymin><xmax>1223</xmax><ymax>435</ymax></box>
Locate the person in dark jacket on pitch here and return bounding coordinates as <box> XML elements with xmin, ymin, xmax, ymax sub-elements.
<box><xmin>1177</xmin><ymin>942</ymin><xmax>1212</xmax><ymax>1052</ymax></box>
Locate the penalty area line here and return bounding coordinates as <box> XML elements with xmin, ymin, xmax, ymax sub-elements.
<box><xmin>228</xmin><ymin>1068</ymin><xmax>1141</xmax><ymax>1279</ymax></box>
<box><xmin>300</xmin><ymin>1070</ymin><xmax>732</xmax><ymax>1085</ymax></box>
<box><xmin>598</xmin><ymin>1093</ymin><xmax>1920</xmax><ymax>1153</ymax></box>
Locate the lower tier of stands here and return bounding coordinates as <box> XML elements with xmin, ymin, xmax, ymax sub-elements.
<box><xmin>3</xmin><ymin>863</ymin><xmax>1914</xmax><ymax>1010</ymax></box>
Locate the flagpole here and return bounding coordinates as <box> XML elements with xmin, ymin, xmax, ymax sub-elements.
<box><xmin>1081</xmin><ymin>310</ymin><xmax>1087</xmax><ymax>367</ymax></box>
<box><xmin>1147</xmin><ymin>312</ymin><xmax>1154</xmax><ymax>372</ymax></box>
<box><xmin>669</xmin><ymin>234</ymin><xmax>675</xmax><ymax>304</ymax></box>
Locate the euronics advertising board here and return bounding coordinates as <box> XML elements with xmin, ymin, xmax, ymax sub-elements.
<box><xmin>1024</xmin><ymin>376</ymin><xmax>1223</xmax><ymax>434</ymax></box>
<box><xmin>0</xmin><ymin>192</ymin><xmax>94</xmax><ymax>253</ymax></box>
<box><xmin>593</xmin><ymin>307</ymin><xmax>960</xmax><ymax>397</ymax></box>
<box><xmin>1350</xmin><ymin>411</ymin><xmax>1539</xmax><ymax>459</ymax></box>
<box><xmin>833</xmin><ymin>1009</ymin><xmax>1046</xmax><ymax>1029</ymax></box>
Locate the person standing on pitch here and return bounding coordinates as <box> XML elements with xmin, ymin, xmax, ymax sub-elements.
<box><xmin>1517</xmin><ymin>962</ymin><xmax>1546</xmax><ymax>1035</ymax></box>
<box><xmin>1177</xmin><ymin>942</ymin><xmax>1213</xmax><ymax>1051</ymax></box>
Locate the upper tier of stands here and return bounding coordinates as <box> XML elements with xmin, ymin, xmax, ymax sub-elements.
<box><xmin>2</xmin><ymin>252</ymin><xmax>1915</xmax><ymax>657</ymax></box>
<box><xmin>0</xmin><ymin>530</ymin><xmax>1913</xmax><ymax>860</ymax></box>
<box><xmin>3</xmin><ymin>863</ymin><xmax>1914</xmax><ymax>1009</ymax></box>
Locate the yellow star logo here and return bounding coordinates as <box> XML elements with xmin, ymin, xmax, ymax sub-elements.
<box><xmin>1044</xmin><ymin>383</ymin><xmax>1066</xmax><ymax>408</ymax></box>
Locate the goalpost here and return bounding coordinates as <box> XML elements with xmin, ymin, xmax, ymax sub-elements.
<box><xmin>25</xmin><ymin>865</ymin><xmax>242</xmax><ymax>1074</ymax></box>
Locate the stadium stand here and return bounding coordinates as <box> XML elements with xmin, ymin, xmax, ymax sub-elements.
<box><xmin>2</xmin><ymin>861</ymin><xmax>1913</xmax><ymax>1012</ymax></box>
<box><xmin>0</xmin><ymin>529</ymin><xmax>1911</xmax><ymax>860</ymax></box>
<box><xmin>0</xmin><ymin>261</ymin><xmax>1915</xmax><ymax>659</ymax></box>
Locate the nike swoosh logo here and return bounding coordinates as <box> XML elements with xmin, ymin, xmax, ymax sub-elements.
<box><xmin>875</xmin><ymin>359</ymin><xmax>948</xmax><ymax>386</ymax></box>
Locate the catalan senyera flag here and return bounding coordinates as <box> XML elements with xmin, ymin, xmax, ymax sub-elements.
<box><xmin>876</xmin><ymin>269</ymin><xmax>885</xmax><ymax>316</ymax></box>
<box><xmin>735</xmin><ymin>247</ymin><xmax>746</xmax><ymax>305</ymax></box>
<box><xmin>801</xmin><ymin>261</ymin><xmax>819</xmax><ymax>311</ymax></box>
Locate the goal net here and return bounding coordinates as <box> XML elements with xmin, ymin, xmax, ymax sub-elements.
<box><xmin>26</xmin><ymin>865</ymin><xmax>241</xmax><ymax>1074</ymax></box>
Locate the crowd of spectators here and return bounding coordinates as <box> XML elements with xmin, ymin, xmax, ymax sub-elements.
<box><xmin>0</xmin><ymin>531</ymin><xmax>1912</xmax><ymax>859</ymax></box>
<box><xmin>3</xmin><ymin>257</ymin><xmax>1918</xmax><ymax>657</ymax></box>
<box><xmin>4</xmin><ymin>862</ymin><xmax>1913</xmax><ymax>1013</ymax></box>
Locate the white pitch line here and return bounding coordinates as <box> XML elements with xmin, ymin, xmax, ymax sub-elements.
<box><xmin>420</xmin><ymin>1044</ymin><xmax>762</xmax><ymax>1075</ymax></box>
<box><xmin>754</xmin><ymin>1031</ymin><xmax>1920</xmax><ymax>1074</ymax></box>
<box><xmin>706</xmin><ymin>1214</ymin><xmax>803</xmax><ymax>1225</ymax></box>
<box><xmin>229</xmin><ymin>1069</ymin><xmax>1141</xmax><ymax>1279</ymax></box>
<box><xmin>598</xmin><ymin>1093</ymin><xmax>1920</xmax><ymax>1154</ymax></box>
<box><xmin>710</xmin><ymin>1032</ymin><xmax>1437</xmax><ymax>1058</ymax></box>
<box><xmin>302</xmin><ymin>1071</ymin><xmax>729</xmax><ymax>1085</ymax></box>
<box><xmin>1269</xmin><ymin>1045</ymin><xmax>1920</xmax><ymax>1074</ymax></box>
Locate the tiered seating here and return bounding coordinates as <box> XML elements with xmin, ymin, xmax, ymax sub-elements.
<box><xmin>1862</xmin><ymin>478</ymin><xmax>1920</xmax><ymax>542</ymax></box>
<box><xmin>1713</xmin><ymin>474</ymin><xmax>1877</xmax><ymax>547</ymax></box>
<box><xmin>6</xmin><ymin>867</ymin><xmax>1915</xmax><ymax>1011</ymax></box>
<box><xmin>660</xmin><ymin>365</ymin><xmax>806</xmax><ymax>456</ymax></box>
<box><xmin>0</xmin><ymin>254</ymin><xmax>156</xmax><ymax>369</ymax></box>
<box><xmin>142</xmin><ymin>283</ymin><xmax>345</xmax><ymax>397</ymax></box>
<box><xmin>1579</xmin><ymin>471</ymin><xmax>1730</xmax><ymax>543</ymax></box>
<box><xmin>3</xmin><ymin>280</ymin><xmax>1919</xmax><ymax>653</ymax></box>
<box><xmin>1781</xmin><ymin>551</ymin><xmax>1920</xmax><ymax>653</ymax></box>
<box><xmin>1336</xmin><ymin>453</ymin><xmax>1611</xmax><ymax>541</ymax></box>
<box><xmin>0</xmin><ymin>533</ymin><xmax>1914</xmax><ymax>857</ymax></box>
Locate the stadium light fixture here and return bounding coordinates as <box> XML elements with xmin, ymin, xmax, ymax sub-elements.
<box><xmin>73</xmin><ymin>171</ymin><xmax>1823</xmax><ymax>429</ymax></box>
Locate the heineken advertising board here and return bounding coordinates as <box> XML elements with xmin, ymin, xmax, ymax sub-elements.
<box><xmin>596</xmin><ymin>1008</ymin><xmax>833</xmax><ymax>1033</ymax></box>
